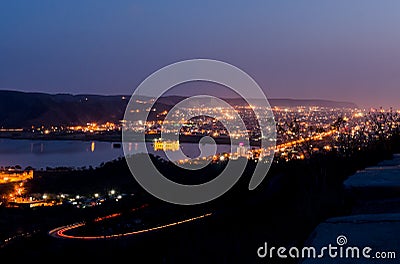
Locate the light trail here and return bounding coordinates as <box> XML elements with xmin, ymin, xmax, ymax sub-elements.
<box><xmin>175</xmin><ymin>130</ymin><xmax>337</xmax><ymax>164</ymax></box>
<box><xmin>273</xmin><ymin>129</ymin><xmax>336</xmax><ymax>150</ymax></box>
<box><xmin>49</xmin><ymin>207</ymin><xmax>212</xmax><ymax>240</ymax></box>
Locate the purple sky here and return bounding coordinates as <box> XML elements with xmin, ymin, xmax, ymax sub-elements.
<box><xmin>0</xmin><ymin>0</ymin><xmax>399</xmax><ymax>108</ymax></box>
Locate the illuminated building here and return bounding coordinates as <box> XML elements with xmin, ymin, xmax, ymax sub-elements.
<box><xmin>0</xmin><ymin>170</ymin><xmax>33</xmax><ymax>184</ymax></box>
<box><xmin>153</xmin><ymin>139</ymin><xmax>180</xmax><ymax>151</ymax></box>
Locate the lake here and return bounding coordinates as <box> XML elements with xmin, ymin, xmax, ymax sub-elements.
<box><xmin>0</xmin><ymin>138</ymin><xmax>233</xmax><ymax>169</ymax></box>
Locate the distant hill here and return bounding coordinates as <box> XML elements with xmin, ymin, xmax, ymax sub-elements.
<box><xmin>156</xmin><ymin>96</ymin><xmax>357</xmax><ymax>109</ymax></box>
<box><xmin>0</xmin><ymin>91</ymin><xmax>128</xmax><ymax>128</ymax></box>
<box><xmin>269</xmin><ymin>98</ymin><xmax>357</xmax><ymax>108</ymax></box>
<box><xmin>0</xmin><ymin>90</ymin><xmax>357</xmax><ymax>128</ymax></box>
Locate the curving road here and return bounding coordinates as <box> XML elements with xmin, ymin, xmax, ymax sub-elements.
<box><xmin>49</xmin><ymin>206</ymin><xmax>212</xmax><ymax>240</ymax></box>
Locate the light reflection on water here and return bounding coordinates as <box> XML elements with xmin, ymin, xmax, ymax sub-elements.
<box><xmin>0</xmin><ymin>139</ymin><xmax>231</xmax><ymax>169</ymax></box>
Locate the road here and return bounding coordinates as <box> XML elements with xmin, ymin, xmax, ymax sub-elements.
<box><xmin>49</xmin><ymin>205</ymin><xmax>212</xmax><ymax>240</ymax></box>
<box><xmin>274</xmin><ymin>130</ymin><xmax>336</xmax><ymax>150</ymax></box>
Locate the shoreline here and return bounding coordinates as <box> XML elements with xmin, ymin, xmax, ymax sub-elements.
<box><xmin>0</xmin><ymin>131</ymin><xmax>122</xmax><ymax>143</ymax></box>
<box><xmin>0</xmin><ymin>132</ymin><xmax>263</xmax><ymax>146</ymax></box>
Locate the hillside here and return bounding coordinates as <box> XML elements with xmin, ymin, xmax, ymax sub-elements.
<box><xmin>0</xmin><ymin>90</ymin><xmax>357</xmax><ymax>128</ymax></box>
<box><xmin>0</xmin><ymin>91</ymin><xmax>128</xmax><ymax>128</ymax></box>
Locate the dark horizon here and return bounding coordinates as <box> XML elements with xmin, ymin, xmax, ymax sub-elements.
<box><xmin>0</xmin><ymin>88</ymin><xmax>362</xmax><ymax>108</ymax></box>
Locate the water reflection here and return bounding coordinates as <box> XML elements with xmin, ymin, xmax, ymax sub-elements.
<box><xmin>0</xmin><ymin>139</ymin><xmax>232</xmax><ymax>169</ymax></box>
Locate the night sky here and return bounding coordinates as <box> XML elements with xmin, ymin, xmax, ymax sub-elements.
<box><xmin>0</xmin><ymin>0</ymin><xmax>399</xmax><ymax>108</ymax></box>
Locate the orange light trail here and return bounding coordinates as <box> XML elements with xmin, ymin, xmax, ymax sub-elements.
<box><xmin>49</xmin><ymin>205</ymin><xmax>212</xmax><ymax>240</ymax></box>
<box><xmin>273</xmin><ymin>130</ymin><xmax>336</xmax><ymax>150</ymax></box>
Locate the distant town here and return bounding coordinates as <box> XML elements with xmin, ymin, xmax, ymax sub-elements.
<box><xmin>1</xmin><ymin>97</ymin><xmax>399</xmax><ymax>211</ymax></box>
